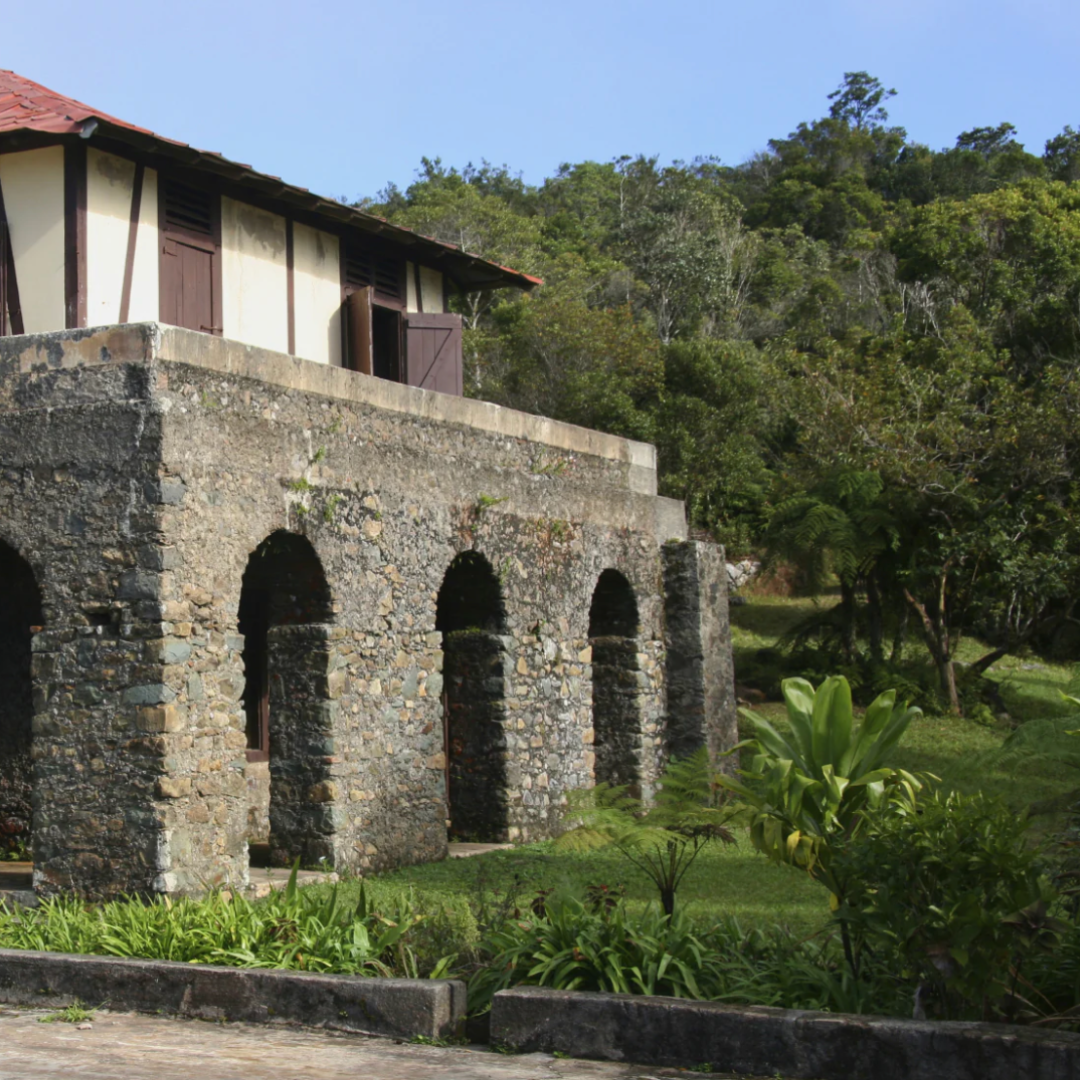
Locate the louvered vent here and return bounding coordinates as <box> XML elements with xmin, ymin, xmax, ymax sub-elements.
<box><xmin>163</xmin><ymin>182</ymin><xmax>214</xmax><ymax>237</ymax></box>
<box><xmin>345</xmin><ymin>246</ymin><xmax>403</xmax><ymax>300</ymax></box>
<box><xmin>374</xmin><ymin>256</ymin><xmax>401</xmax><ymax>297</ymax></box>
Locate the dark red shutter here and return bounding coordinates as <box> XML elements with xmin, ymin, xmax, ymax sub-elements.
<box><xmin>159</xmin><ymin>180</ymin><xmax>220</xmax><ymax>334</ymax></box>
<box><xmin>346</xmin><ymin>287</ymin><xmax>374</xmax><ymax>375</ymax></box>
<box><xmin>404</xmin><ymin>313</ymin><xmax>463</xmax><ymax>397</ymax></box>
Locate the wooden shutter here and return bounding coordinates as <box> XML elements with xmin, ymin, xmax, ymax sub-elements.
<box><xmin>344</xmin><ymin>243</ymin><xmax>404</xmax><ymax>306</ymax></box>
<box><xmin>404</xmin><ymin>313</ymin><xmax>463</xmax><ymax>397</ymax></box>
<box><xmin>346</xmin><ymin>287</ymin><xmax>373</xmax><ymax>375</ymax></box>
<box><xmin>159</xmin><ymin>180</ymin><xmax>221</xmax><ymax>334</ymax></box>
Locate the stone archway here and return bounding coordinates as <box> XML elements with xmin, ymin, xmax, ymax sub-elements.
<box><xmin>0</xmin><ymin>540</ymin><xmax>42</xmax><ymax>863</ymax></box>
<box><xmin>588</xmin><ymin>569</ymin><xmax>642</xmax><ymax>794</ymax></box>
<box><xmin>239</xmin><ymin>531</ymin><xmax>336</xmax><ymax>867</ymax></box>
<box><xmin>436</xmin><ymin>551</ymin><xmax>509</xmax><ymax>842</ymax></box>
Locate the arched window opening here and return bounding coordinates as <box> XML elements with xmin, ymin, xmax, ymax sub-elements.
<box><xmin>238</xmin><ymin>531</ymin><xmax>335</xmax><ymax>868</ymax></box>
<box><xmin>588</xmin><ymin>569</ymin><xmax>642</xmax><ymax>794</ymax></box>
<box><xmin>0</xmin><ymin>541</ymin><xmax>42</xmax><ymax>872</ymax></box>
<box><xmin>436</xmin><ymin>551</ymin><xmax>508</xmax><ymax>842</ymax></box>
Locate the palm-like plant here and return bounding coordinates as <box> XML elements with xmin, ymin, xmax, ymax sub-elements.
<box><xmin>557</xmin><ymin>749</ymin><xmax>736</xmax><ymax>917</ymax></box>
<box><xmin>721</xmin><ymin>675</ymin><xmax>923</xmax><ymax>973</ymax></box>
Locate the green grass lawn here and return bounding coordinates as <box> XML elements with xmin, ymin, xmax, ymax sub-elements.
<box><xmin>338</xmin><ymin>590</ymin><xmax>1080</xmax><ymax>940</ymax></box>
<box><xmin>344</xmin><ymin>836</ymin><xmax>828</xmax><ymax>939</ymax></box>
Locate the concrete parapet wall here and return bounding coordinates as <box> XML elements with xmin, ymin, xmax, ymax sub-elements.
<box><xmin>0</xmin><ymin>949</ymin><xmax>465</xmax><ymax>1041</ymax></box>
<box><xmin>491</xmin><ymin>987</ymin><xmax>1080</xmax><ymax>1080</ymax></box>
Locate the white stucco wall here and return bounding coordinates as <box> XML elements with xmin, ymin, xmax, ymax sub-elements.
<box><xmin>420</xmin><ymin>265</ymin><xmax>443</xmax><ymax>314</ymax></box>
<box><xmin>292</xmin><ymin>223</ymin><xmax>341</xmax><ymax>366</ymax></box>
<box><xmin>220</xmin><ymin>196</ymin><xmax>288</xmax><ymax>353</ymax></box>
<box><xmin>0</xmin><ymin>146</ymin><xmax>66</xmax><ymax>333</ymax></box>
<box><xmin>405</xmin><ymin>261</ymin><xmax>444</xmax><ymax>314</ymax></box>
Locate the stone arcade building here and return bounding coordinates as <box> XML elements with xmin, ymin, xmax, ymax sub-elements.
<box><xmin>0</xmin><ymin>73</ymin><xmax>735</xmax><ymax>899</ymax></box>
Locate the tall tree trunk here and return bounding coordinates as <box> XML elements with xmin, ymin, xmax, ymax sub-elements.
<box><xmin>866</xmin><ymin>573</ymin><xmax>884</xmax><ymax>662</ymax></box>
<box><xmin>904</xmin><ymin>580</ymin><xmax>961</xmax><ymax>714</ymax></box>
<box><xmin>839</xmin><ymin>579</ymin><xmax>858</xmax><ymax>663</ymax></box>
<box><xmin>890</xmin><ymin>600</ymin><xmax>909</xmax><ymax>664</ymax></box>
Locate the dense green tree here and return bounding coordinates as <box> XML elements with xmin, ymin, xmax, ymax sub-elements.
<box><xmin>359</xmin><ymin>72</ymin><xmax>1080</xmax><ymax>687</ymax></box>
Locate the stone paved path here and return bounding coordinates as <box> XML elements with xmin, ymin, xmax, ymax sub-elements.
<box><xmin>0</xmin><ymin>1008</ymin><xmax>742</xmax><ymax>1080</ymax></box>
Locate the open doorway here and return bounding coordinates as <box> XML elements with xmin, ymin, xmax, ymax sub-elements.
<box><xmin>588</xmin><ymin>569</ymin><xmax>642</xmax><ymax>795</ymax></box>
<box><xmin>436</xmin><ymin>552</ymin><xmax>509</xmax><ymax>841</ymax></box>
<box><xmin>239</xmin><ymin>531</ymin><xmax>336</xmax><ymax>868</ymax></box>
<box><xmin>0</xmin><ymin>540</ymin><xmax>41</xmax><ymax>890</ymax></box>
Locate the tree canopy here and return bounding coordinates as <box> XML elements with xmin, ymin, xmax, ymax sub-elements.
<box><xmin>362</xmin><ymin>73</ymin><xmax>1080</xmax><ymax>711</ymax></box>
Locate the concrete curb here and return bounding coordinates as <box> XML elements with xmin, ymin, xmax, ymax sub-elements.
<box><xmin>490</xmin><ymin>987</ymin><xmax>1080</xmax><ymax>1080</ymax></box>
<box><xmin>0</xmin><ymin>949</ymin><xmax>465</xmax><ymax>1040</ymax></box>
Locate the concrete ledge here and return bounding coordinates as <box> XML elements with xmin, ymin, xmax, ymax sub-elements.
<box><xmin>0</xmin><ymin>949</ymin><xmax>465</xmax><ymax>1041</ymax></box>
<box><xmin>490</xmin><ymin>987</ymin><xmax>1080</xmax><ymax>1080</ymax></box>
<box><xmin>0</xmin><ymin>323</ymin><xmax>658</xmax><ymax>490</ymax></box>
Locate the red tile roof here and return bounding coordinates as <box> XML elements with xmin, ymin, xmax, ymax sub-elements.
<box><xmin>0</xmin><ymin>70</ymin><xmax>146</xmax><ymax>137</ymax></box>
<box><xmin>0</xmin><ymin>70</ymin><xmax>541</xmax><ymax>292</ymax></box>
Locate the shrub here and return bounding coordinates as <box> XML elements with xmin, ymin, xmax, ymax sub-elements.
<box><xmin>723</xmin><ymin>675</ymin><xmax>922</xmax><ymax>900</ymax></box>
<box><xmin>833</xmin><ymin>791</ymin><xmax>1061</xmax><ymax>1020</ymax></box>
<box><xmin>468</xmin><ymin>895</ymin><xmax>721</xmax><ymax>1014</ymax></box>
<box><xmin>468</xmin><ymin>894</ymin><xmax>908</xmax><ymax>1018</ymax></box>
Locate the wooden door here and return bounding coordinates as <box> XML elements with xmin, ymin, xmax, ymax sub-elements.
<box><xmin>159</xmin><ymin>180</ymin><xmax>221</xmax><ymax>334</ymax></box>
<box><xmin>161</xmin><ymin>237</ymin><xmax>216</xmax><ymax>333</ymax></box>
<box><xmin>404</xmin><ymin>313</ymin><xmax>463</xmax><ymax>397</ymax></box>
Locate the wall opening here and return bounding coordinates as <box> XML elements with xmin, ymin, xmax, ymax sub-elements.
<box><xmin>588</xmin><ymin>569</ymin><xmax>642</xmax><ymax>795</ymax></box>
<box><xmin>0</xmin><ymin>540</ymin><xmax>41</xmax><ymax>869</ymax></box>
<box><xmin>238</xmin><ymin>531</ymin><xmax>336</xmax><ymax>867</ymax></box>
<box><xmin>436</xmin><ymin>551</ymin><xmax>509</xmax><ymax>842</ymax></box>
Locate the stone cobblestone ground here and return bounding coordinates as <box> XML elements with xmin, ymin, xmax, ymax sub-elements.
<box><xmin>0</xmin><ymin>1008</ymin><xmax>757</xmax><ymax>1080</ymax></box>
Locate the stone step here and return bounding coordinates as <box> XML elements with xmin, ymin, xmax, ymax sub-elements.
<box><xmin>0</xmin><ymin>888</ymin><xmax>35</xmax><ymax>908</ymax></box>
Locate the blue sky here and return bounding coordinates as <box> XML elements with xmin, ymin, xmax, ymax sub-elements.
<box><xmin>5</xmin><ymin>0</ymin><xmax>1077</xmax><ymax>202</ymax></box>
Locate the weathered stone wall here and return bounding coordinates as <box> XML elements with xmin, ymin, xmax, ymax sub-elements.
<box><xmin>0</xmin><ymin>338</ymin><xmax>175</xmax><ymax>896</ymax></box>
<box><xmin>0</xmin><ymin>324</ymin><xmax>737</xmax><ymax>896</ymax></box>
<box><xmin>662</xmin><ymin>541</ymin><xmax>738</xmax><ymax>770</ymax></box>
<box><xmin>151</xmin><ymin>336</ymin><xmax>679</xmax><ymax>875</ymax></box>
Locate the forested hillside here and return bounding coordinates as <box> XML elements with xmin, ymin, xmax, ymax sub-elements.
<box><xmin>364</xmin><ymin>73</ymin><xmax>1080</xmax><ymax>711</ymax></box>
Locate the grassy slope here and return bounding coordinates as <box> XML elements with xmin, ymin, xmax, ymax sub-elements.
<box><xmin>347</xmin><ymin>592</ymin><xmax>1080</xmax><ymax>938</ymax></box>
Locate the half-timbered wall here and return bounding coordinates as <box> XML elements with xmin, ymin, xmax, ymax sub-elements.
<box><xmin>0</xmin><ymin>147</ymin><xmax>66</xmax><ymax>333</ymax></box>
<box><xmin>86</xmin><ymin>149</ymin><xmax>158</xmax><ymax>326</ymax></box>
<box><xmin>0</xmin><ymin>146</ymin><xmax>455</xmax><ymax>382</ymax></box>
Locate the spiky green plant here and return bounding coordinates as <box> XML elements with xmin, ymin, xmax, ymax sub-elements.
<box><xmin>556</xmin><ymin>749</ymin><xmax>737</xmax><ymax>917</ymax></box>
<box><xmin>721</xmin><ymin>675</ymin><xmax>923</xmax><ymax>974</ymax></box>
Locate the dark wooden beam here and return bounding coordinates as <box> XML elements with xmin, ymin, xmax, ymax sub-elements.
<box><xmin>286</xmin><ymin>218</ymin><xmax>295</xmax><ymax>355</ymax></box>
<box><xmin>118</xmin><ymin>162</ymin><xmax>145</xmax><ymax>324</ymax></box>
<box><xmin>64</xmin><ymin>142</ymin><xmax>87</xmax><ymax>329</ymax></box>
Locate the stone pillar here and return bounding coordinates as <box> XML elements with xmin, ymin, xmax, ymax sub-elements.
<box><xmin>266</xmin><ymin>624</ymin><xmax>340</xmax><ymax>867</ymax></box>
<box><xmin>661</xmin><ymin>541</ymin><xmax>737</xmax><ymax>771</ymax></box>
<box><xmin>31</xmin><ymin>620</ymin><xmax>170</xmax><ymax>898</ymax></box>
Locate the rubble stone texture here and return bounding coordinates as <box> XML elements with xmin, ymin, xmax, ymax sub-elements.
<box><xmin>0</xmin><ymin>323</ymin><xmax>736</xmax><ymax>898</ymax></box>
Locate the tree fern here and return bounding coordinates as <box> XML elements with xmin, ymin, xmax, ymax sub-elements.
<box><xmin>557</xmin><ymin>749</ymin><xmax>737</xmax><ymax>917</ymax></box>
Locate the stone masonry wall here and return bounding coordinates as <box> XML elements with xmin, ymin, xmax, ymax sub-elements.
<box><xmin>662</xmin><ymin>541</ymin><xmax>738</xmax><ymax>771</ymax></box>
<box><xmin>155</xmin><ymin>351</ymin><xmax>673</xmax><ymax>877</ymax></box>
<box><xmin>0</xmin><ymin>325</ymin><xmax>736</xmax><ymax>896</ymax></box>
<box><xmin>0</xmin><ymin>337</ymin><xmax>175</xmax><ymax>896</ymax></box>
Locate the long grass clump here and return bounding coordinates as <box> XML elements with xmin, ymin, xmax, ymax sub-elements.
<box><xmin>0</xmin><ymin>870</ymin><xmax>450</xmax><ymax>978</ymax></box>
